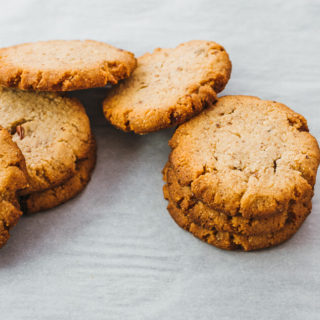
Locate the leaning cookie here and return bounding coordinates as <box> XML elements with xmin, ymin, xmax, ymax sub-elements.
<box><xmin>103</xmin><ymin>40</ymin><xmax>231</xmax><ymax>134</ymax></box>
<box><xmin>0</xmin><ymin>87</ymin><xmax>92</xmax><ymax>194</ymax></box>
<box><xmin>21</xmin><ymin>138</ymin><xmax>96</xmax><ymax>214</ymax></box>
<box><xmin>0</xmin><ymin>40</ymin><xmax>137</xmax><ymax>91</ymax></box>
<box><xmin>0</xmin><ymin>127</ymin><xmax>29</xmax><ymax>248</ymax></box>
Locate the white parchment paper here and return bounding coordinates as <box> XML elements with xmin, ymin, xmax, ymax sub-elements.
<box><xmin>0</xmin><ymin>1</ymin><xmax>319</xmax><ymax>319</ymax></box>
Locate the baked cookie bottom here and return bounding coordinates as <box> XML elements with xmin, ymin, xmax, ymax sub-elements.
<box><xmin>21</xmin><ymin>138</ymin><xmax>96</xmax><ymax>214</ymax></box>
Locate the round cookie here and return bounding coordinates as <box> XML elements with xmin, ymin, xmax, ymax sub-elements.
<box><xmin>0</xmin><ymin>87</ymin><xmax>92</xmax><ymax>194</ymax></box>
<box><xmin>21</xmin><ymin>137</ymin><xmax>96</xmax><ymax>214</ymax></box>
<box><xmin>0</xmin><ymin>40</ymin><xmax>137</xmax><ymax>91</ymax></box>
<box><xmin>103</xmin><ymin>40</ymin><xmax>231</xmax><ymax>134</ymax></box>
<box><xmin>0</xmin><ymin>126</ymin><xmax>29</xmax><ymax>248</ymax></box>
<box><xmin>166</xmin><ymin>197</ymin><xmax>310</xmax><ymax>251</ymax></box>
<box><xmin>169</xmin><ymin>95</ymin><xmax>320</xmax><ymax>219</ymax></box>
<box><xmin>163</xmin><ymin>163</ymin><xmax>290</xmax><ymax>236</ymax></box>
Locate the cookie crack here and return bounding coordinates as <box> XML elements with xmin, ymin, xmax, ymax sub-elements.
<box><xmin>287</xmin><ymin>116</ymin><xmax>308</xmax><ymax>132</ymax></box>
<box><xmin>273</xmin><ymin>157</ymin><xmax>281</xmax><ymax>173</ymax></box>
<box><xmin>9</xmin><ymin>69</ymin><xmax>23</xmax><ymax>87</ymax></box>
<box><xmin>167</xmin><ymin>181</ymin><xmax>303</xmax><ymax>248</ymax></box>
<box><xmin>168</xmin><ymin>164</ymin><xmax>288</xmax><ymax>224</ymax></box>
<box><xmin>170</xmin><ymin>199</ymin><xmax>242</xmax><ymax>250</ymax></box>
<box><xmin>101</xmin><ymin>63</ymin><xmax>116</xmax><ymax>84</ymax></box>
<box><xmin>34</xmin><ymin>166</ymin><xmax>54</xmax><ymax>187</ymax></box>
<box><xmin>123</xmin><ymin>109</ymin><xmax>134</xmax><ymax>131</ymax></box>
<box><xmin>0</xmin><ymin>218</ymin><xmax>9</xmax><ymax>232</ymax></box>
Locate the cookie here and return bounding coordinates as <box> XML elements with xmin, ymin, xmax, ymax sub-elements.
<box><xmin>169</xmin><ymin>96</ymin><xmax>320</xmax><ymax>219</ymax></box>
<box><xmin>0</xmin><ymin>87</ymin><xmax>92</xmax><ymax>194</ymax></box>
<box><xmin>0</xmin><ymin>126</ymin><xmax>29</xmax><ymax>248</ymax></box>
<box><xmin>164</xmin><ymin>96</ymin><xmax>320</xmax><ymax>250</ymax></box>
<box><xmin>103</xmin><ymin>40</ymin><xmax>231</xmax><ymax>134</ymax></box>
<box><xmin>0</xmin><ymin>40</ymin><xmax>137</xmax><ymax>91</ymax></box>
<box><xmin>166</xmin><ymin>196</ymin><xmax>309</xmax><ymax>251</ymax></box>
<box><xmin>21</xmin><ymin>137</ymin><xmax>96</xmax><ymax>214</ymax></box>
<box><xmin>163</xmin><ymin>163</ymin><xmax>289</xmax><ymax>236</ymax></box>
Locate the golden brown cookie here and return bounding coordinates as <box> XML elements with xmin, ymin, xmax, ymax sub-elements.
<box><xmin>0</xmin><ymin>40</ymin><xmax>137</xmax><ymax>91</ymax></box>
<box><xmin>0</xmin><ymin>87</ymin><xmax>92</xmax><ymax>194</ymax></box>
<box><xmin>21</xmin><ymin>137</ymin><xmax>96</xmax><ymax>214</ymax></box>
<box><xmin>163</xmin><ymin>163</ymin><xmax>289</xmax><ymax>236</ymax></box>
<box><xmin>169</xmin><ymin>96</ymin><xmax>320</xmax><ymax>219</ymax></box>
<box><xmin>103</xmin><ymin>40</ymin><xmax>231</xmax><ymax>134</ymax></box>
<box><xmin>166</xmin><ymin>196</ymin><xmax>309</xmax><ymax>251</ymax></box>
<box><xmin>0</xmin><ymin>126</ymin><xmax>29</xmax><ymax>248</ymax></box>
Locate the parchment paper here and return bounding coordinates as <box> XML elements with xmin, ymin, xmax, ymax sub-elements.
<box><xmin>0</xmin><ymin>1</ymin><xmax>319</xmax><ymax>319</ymax></box>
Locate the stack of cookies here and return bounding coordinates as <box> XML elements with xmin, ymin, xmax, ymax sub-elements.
<box><xmin>0</xmin><ymin>39</ymin><xmax>319</xmax><ymax>251</ymax></box>
<box><xmin>101</xmin><ymin>41</ymin><xmax>320</xmax><ymax>251</ymax></box>
<box><xmin>163</xmin><ymin>96</ymin><xmax>320</xmax><ymax>250</ymax></box>
<box><xmin>0</xmin><ymin>40</ymin><xmax>137</xmax><ymax>248</ymax></box>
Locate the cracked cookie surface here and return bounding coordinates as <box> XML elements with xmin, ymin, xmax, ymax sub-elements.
<box><xmin>169</xmin><ymin>95</ymin><xmax>320</xmax><ymax>219</ymax></box>
<box><xmin>163</xmin><ymin>163</ymin><xmax>291</xmax><ymax>236</ymax></box>
<box><xmin>166</xmin><ymin>195</ymin><xmax>310</xmax><ymax>251</ymax></box>
<box><xmin>0</xmin><ymin>126</ymin><xmax>28</xmax><ymax>248</ymax></box>
<box><xmin>103</xmin><ymin>40</ymin><xmax>231</xmax><ymax>134</ymax></box>
<box><xmin>22</xmin><ymin>137</ymin><xmax>96</xmax><ymax>214</ymax></box>
<box><xmin>0</xmin><ymin>87</ymin><xmax>92</xmax><ymax>194</ymax></box>
<box><xmin>0</xmin><ymin>40</ymin><xmax>137</xmax><ymax>91</ymax></box>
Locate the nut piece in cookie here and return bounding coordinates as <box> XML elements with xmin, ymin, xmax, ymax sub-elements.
<box><xmin>0</xmin><ymin>87</ymin><xmax>92</xmax><ymax>194</ymax></box>
<box><xmin>0</xmin><ymin>126</ymin><xmax>29</xmax><ymax>248</ymax></box>
<box><xmin>0</xmin><ymin>40</ymin><xmax>137</xmax><ymax>91</ymax></box>
<box><xmin>103</xmin><ymin>40</ymin><xmax>232</xmax><ymax>134</ymax></box>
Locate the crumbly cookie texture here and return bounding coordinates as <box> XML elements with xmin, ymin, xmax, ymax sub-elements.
<box><xmin>169</xmin><ymin>95</ymin><xmax>320</xmax><ymax>219</ymax></box>
<box><xmin>103</xmin><ymin>40</ymin><xmax>231</xmax><ymax>134</ymax></box>
<box><xmin>0</xmin><ymin>87</ymin><xmax>91</xmax><ymax>194</ymax></box>
<box><xmin>0</xmin><ymin>40</ymin><xmax>137</xmax><ymax>91</ymax></box>
<box><xmin>166</xmin><ymin>195</ymin><xmax>309</xmax><ymax>251</ymax></box>
<box><xmin>22</xmin><ymin>138</ymin><xmax>96</xmax><ymax>214</ymax></box>
<box><xmin>163</xmin><ymin>163</ymin><xmax>290</xmax><ymax>236</ymax></box>
<box><xmin>0</xmin><ymin>127</ymin><xmax>29</xmax><ymax>248</ymax></box>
